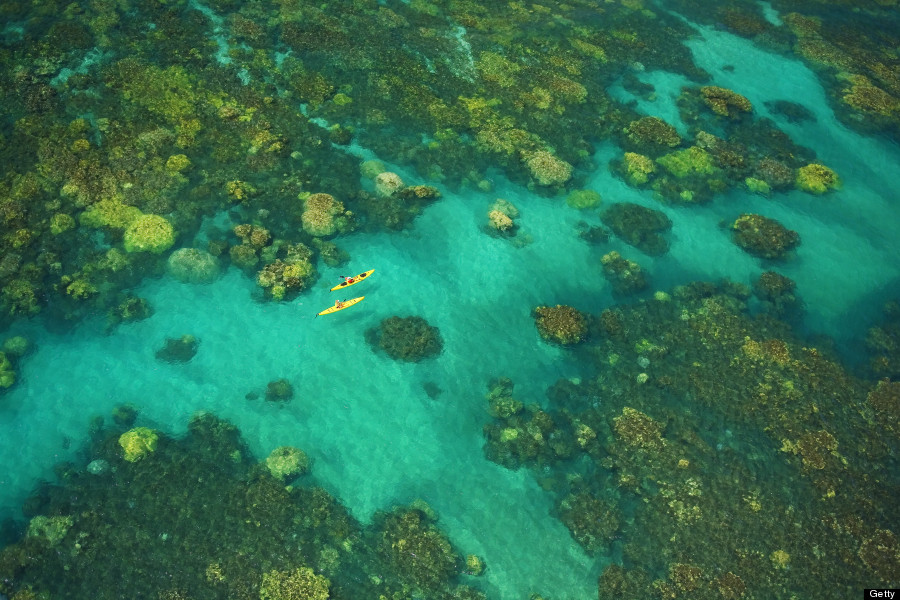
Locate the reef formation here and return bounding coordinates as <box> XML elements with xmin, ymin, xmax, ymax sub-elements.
<box><xmin>0</xmin><ymin>413</ymin><xmax>483</xmax><ymax>600</ymax></box>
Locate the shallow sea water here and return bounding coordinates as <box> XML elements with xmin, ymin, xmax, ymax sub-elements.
<box><xmin>1</xmin><ymin>1</ymin><xmax>900</xmax><ymax>598</ymax></box>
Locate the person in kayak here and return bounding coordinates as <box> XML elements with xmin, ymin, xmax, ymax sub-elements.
<box><xmin>340</xmin><ymin>275</ymin><xmax>356</xmax><ymax>285</ymax></box>
<box><xmin>334</xmin><ymin>299</ymin><xmax>346</xmax><ymax>309</ymax></box>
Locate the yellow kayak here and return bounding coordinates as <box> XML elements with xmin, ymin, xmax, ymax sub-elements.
<box><xmin>330</xmin><ymin>269</ymin><xmax>374</xmax><ymax>292</ymax></box>
<box><xmin>317</xmin><ymin>296</ymin><xmax>364</xmax><ymax>316</ymax></box>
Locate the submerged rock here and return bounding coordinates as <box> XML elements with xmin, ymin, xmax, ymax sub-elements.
<box><xmin>265</xmin><ymin>378</ymin><xmax>294</xmax><ymax>402</ymax></box>
<box><xmin>423</xmin><ymin>381</ymin><xmax>442</xmax><ymax>400</ymax></box>
<box><xmin>155</xmin><ymin>335</ymin><xmax>199</xmax><ymax>363</ymax></box>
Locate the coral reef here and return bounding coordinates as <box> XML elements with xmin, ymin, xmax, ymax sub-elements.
<box><xmin>623</xmin><ymin>116</ymin><xmax>682</xmax><ymax>152</ymax></box>
<box><xmin>301</xmin><ymin>193</ymin><xmax>349</xmax><ymax>238</ymax></box>
<box><xmin>79</xmin><ymin>198</ymin><xmax>143</xmax><ymax>230</ymax></box>
<box><xmin>522</xmin><ymin>150</ymin><xmax>573</xmax><ymax>186</ymax></box>
<box><xmin>367</xmin><ymin>316</ymin><xmax>444</xmax><ymax>362</ymax></box>
<box><xmin>265</xmin><ymin>447</ymin><xmax>309</xmax><ymax>482</ymax></box>
<box><xmin>619</xmin><ymin>152</ymin><xmax>657</xmax><ymax>186</ymax></box>
<box><xmin>396</xmin><ymin>185</ymin><xmax>441</xmax><ymax>202</ymax></box>
<box><xmin>700</xmin><ymin>86</ymin><xmax>753</xmax><ymax>118</ymax></box>
<box><xmin>487</xmin><ymin>209</ymin><xmax>514</xmax><ymax>232</ymax></box>
<box><xmin>558</xmin><ymin>492</ymin><xmax>621</xmax><ymax>554</ymax></box>
<box><xmin>601</xmin><ymin>251</ymin><xmax>649</xmax><ymax>295</ymax></box>
<box><xmin>482</xmin><ymin>378</ymin><xmax>576</xmax><ymax>470</ymax></box>
<box><xmin>465</xmin><ymin>554</ymin><xmax>485</xmax><ymax>576</ymax></box>
<box><xmin>358</xmin><ymin>181</ymin><xmax>440</xmax><ymax>231</ymax></box>
<box><xmin>866</xmin><ymin>300</ymin><xmax>900</xmax><ymax>378</ymax></box>
<box><xmin>165</xmin><ymin>154</ymin><xmax>191</xmax><ymax>173</ymax></box>
<box><xmin>1</xmin><ymin>336</ymin><xmax>31</xmax><ymax>359</ymax></box>
<box><xmin>107</xmin><ymin>296</ymin><xmax>154</xmax><ymax>331</ymax></box>
<box><xmin>0</xmin><ymin>413</ymin><xmax>477</xmax><ymax>598</ymax></box>
<box><xmin>1</xmin><ymin>3</ymin><xmax>898</xmax><ymax>598</ymax></box>
<box><xmin>50</xmin><ymin>212</ymin><xmax>76</xmax><ymax>235</ymax></box>
<box><xmin>233</xmin><ymin>224</ymin><xmax>272</xmax><ymax>249</ymax></box>
<box><xmin>123</xmin><ymin>214</ymin><xmax>176</xmax><ymax>254</ymax></box>
<box><xmin>867</xmin><ymin>380</ymin><xmax>900</xmax><ymax>438</ymax></box>
<box><xmin>754</xmin><ymin>158</ymin><xmax>796</xmax><ymax>190</ymax></box>
<box><xmin>839</xmin><ymin>73</ymin><xmax>900</xmax><ymax>117</ymax></box>
<box><xmin>656</xmin><ymin>146</ymin><xmax>717</xmax><ymax>179</ymax></box>
<box><xmin>485</xmin><ymin>377</ymin><xmax>525</xmax><ymax>420</ymax></box>
<box><xmin>26</xmin><ymin>515</ymin><xmax>74</xmax><ymax>546</ymax></box>
<box><xmin>858</xmin><ymin>529</ymin><xmax>900</xmax><ymax>582</ymax></box>
<box><xmin>482</xmin><ymin>278</ymin><xmax>900</xmax><ymax>599</ymax></box>
<box><xmin>255</xmin><ymin>243</ymin><xmax>317</xmax><ymax>301</ymax></box>
<box><xmin>486</xmin><ymin>198</ymin><xmax>520</xmax><ymax>237</ymax></box>
<box><xmin>577</xmin><ymin>223</ymin><xmax>611</xmax><ymax>245</ymax></box>
<box><xmin>731</xmin><ymin>214</ymin><xmax>801</xmax><ymax>259</ymax></box>
<box><xmin>744</xmin><ymin>177</ymin><xmax>771</xmax><ymax>196</ymax></box>
<box><xmin>0</xmin><ymin>0</ymin><xmax>816</xmax><ymax>329</ymax></box>
<box><xmin>613</xmin><ymin>407</ymin><xmax>667</xmax><ymax>452</ymax></box>
<box><xmin>166</xmin><ymin>248</ymin><xmax>221</xmax><ymax>284</ymax></box>
<box><xmin>374</xmin><ymin>172</ymin><xmax>405</xmax><ymax>198</ymax></box>
<box><xmin>312</xmin><ymin>240</ymin><xmax>349</xmax><ymax>268</ymax></box>
<box><xmin>260</xmin><ymin>566</ymin><xmax>330</xmax><ymax>600</ymax></box>
<box><xmin>0</xmin><ymin>352</ymin><xmax>15</xmax><ymax>389</ymax></box>
<box><xmin>533</xmin><ymin>305</ymin><xmax>588</xmax><ymax>345</ymax></box>
<box><xmin>229</xmin><ymin>243</ymin><xmax>260</xmax><ymax>270</ymax></box>
<box><xmin>376</xmin><ymin>507</ymin><xmax>459</xmax><ymax>592</ymax></box>
<box><xmin>753</xmin><ymin>271</ymin><xmax>801</xmax><ymax>316</ymax></box>
<box><xmin>361</xmin><ymin>160</ymin><xmax>387</xmax><ymax>180</ymax></box>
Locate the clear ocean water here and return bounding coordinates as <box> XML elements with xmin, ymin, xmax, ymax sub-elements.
<box><xmin>1</xmin><ymin>1</ymin><xmax>899</xmax><ymax>599</ymax></box>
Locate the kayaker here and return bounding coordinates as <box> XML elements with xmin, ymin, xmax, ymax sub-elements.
<box><xmin>341</xmin><ymin>275</ymin><xmax>356</xmax><ymax>285</ymax></box>
<box><xmin>334</xmin><ymin>299</ymin><xmax>345</xmax><ymax>309</ymax></box>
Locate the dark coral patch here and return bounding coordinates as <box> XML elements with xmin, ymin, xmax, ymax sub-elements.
<box><xmin>601</xmin><ymin>203</ymin><xmax>672</xmax><ymax>256</ymax></box>
<box><xmin>366</xmin><ymin>316</ymin><xmax>443</xmax><ymax>362</ymax></box>
<box><xmin>731</xmin><ymin>213</ymin><xmax>800</xmax><ymax>259</ymax></box>
<box><xmin>601</xmin><ymin>251</ymin><xmax>650</xmax><ymax>296</ymax></box>
<box><xmin>265</xmin><ymin>378</ymin><xmax>294</xmax><ymax>402</ymax></box>
<box><xmin>155</xmin><ymin>335</ymin><xmax>198</xmax><ymax>363</ymax></box>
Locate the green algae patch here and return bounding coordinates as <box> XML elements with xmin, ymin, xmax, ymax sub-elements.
<box><xmin>656</xmin><ymin>146</ymin><xmax>716</xmax><ymax>178</ymax></box>
<box><xmin>50</xmin><ymin>212</ymin><xmax>76</xmax><ymax>235</ymax></box>
<box><xmin>80</xmin><ymin>198</ymin><xmax>143</xmax><ymax>230</ymax></box>
<box><xmin>0</xmin><ymin>352</ymin><xmax>15</xmax><ymax>388</ymax></box>
<box><xmin>26</xmin><ymin>515</ymin><xmax>74</xmax><ymax>546</ymax></box>
<box><xmin>622</xmin><ymin>152</ymin><xmax>657</xmax><ymax>185</ymax></box>
<box><xmin>118</xmin><ymin>426</ymin><xmax>159</xmax><ymax>462</ymax></box>
<box><xmin>566</xmin><ymin>189</ymin><xmax>602</xmax><ymax>210</ymax></box>
<box><xmin>796</xmin><ymin>163</ymin><xmax>841</xmax><ymax>194</ymax></box>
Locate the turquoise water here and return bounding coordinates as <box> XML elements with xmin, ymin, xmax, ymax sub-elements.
<box><xmin>2</xmin><ymin>0</ymin><xmax>900</xmax><ymax>598</ymax></box>
<box><xmin>4</xmin><ymin>169</ymin><xmax>605</xmax><ymax>597</ymax></box>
